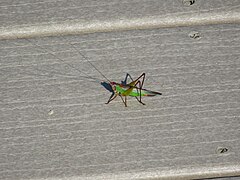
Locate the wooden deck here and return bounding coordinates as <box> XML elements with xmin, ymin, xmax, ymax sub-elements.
<box><xmin>0</xmin><ymin>0</ymin><xmax>240</xmax><ymax>179</ymax></box>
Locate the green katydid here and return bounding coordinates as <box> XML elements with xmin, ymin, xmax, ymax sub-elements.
<box><xmin>26</xmin><ymin>38</ymin><xmax>162</xmax><ymax>107</ymax></box>
<box><xmin>106</xmin><ymin>73</ymin><xmax>162</xmax><ymax>107</ymax></box>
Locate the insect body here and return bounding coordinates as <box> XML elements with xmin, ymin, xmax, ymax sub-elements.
<box><xmin>106</xmin><ymin>73</ymin><xmax>162</xmax><ymax>107</ymax></box>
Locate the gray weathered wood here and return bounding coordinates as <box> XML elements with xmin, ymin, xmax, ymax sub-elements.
<box><xmin>0</xmin><ymin>0</ymin><xmax>240</xmax><ymax>179</ymax></box>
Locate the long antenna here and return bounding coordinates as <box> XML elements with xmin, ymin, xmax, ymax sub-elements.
<box><xmin>64</xmin><ymin>38</ymin><xmax>111</xmax><ymax>83</ymax></box>
<box><xmin>25</xmin><ymin>39</ymin><xmax>103</xmax><ymax>83</ymax></box>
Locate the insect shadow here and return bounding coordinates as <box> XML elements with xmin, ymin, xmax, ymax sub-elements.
<box><xmin>101</xmin><ymin>81</ymin><xmax>113</xmax><ymax>93</ymax></box>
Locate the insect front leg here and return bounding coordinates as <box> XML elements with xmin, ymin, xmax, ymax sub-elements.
<box><xmin>105</xmin><ymin>93</ymin><xmax>118</xmax><ymax>104</ymax></box>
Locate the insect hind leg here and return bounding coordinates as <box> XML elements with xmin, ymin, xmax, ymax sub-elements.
<box><xmin>135</xmin><ymin>79</ymin><xmax>146</xmax><ymax>105</ymax></box>
<box><xmin>123</xmin><ymin>73</ymin><xmax>146</xmax><ymax>106</ymax></box>
<box><xmin>127</xmin><ymin>73</ymin><xmax>146</xmax><ymax>105</ymax></box>
<box><xmin>123</xmin><ymin>73</ymin><xmax>134</xmax><ymax>85</ymax></box>
<box><xmin>137</xmin><ymin>73</ymin><xmax>146</xmax><ymax>105</ymax></box>
<box><xmin>119</xmin><ymin>94</ymin><xmax>127</xmax><ymax>107</ymax></box>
